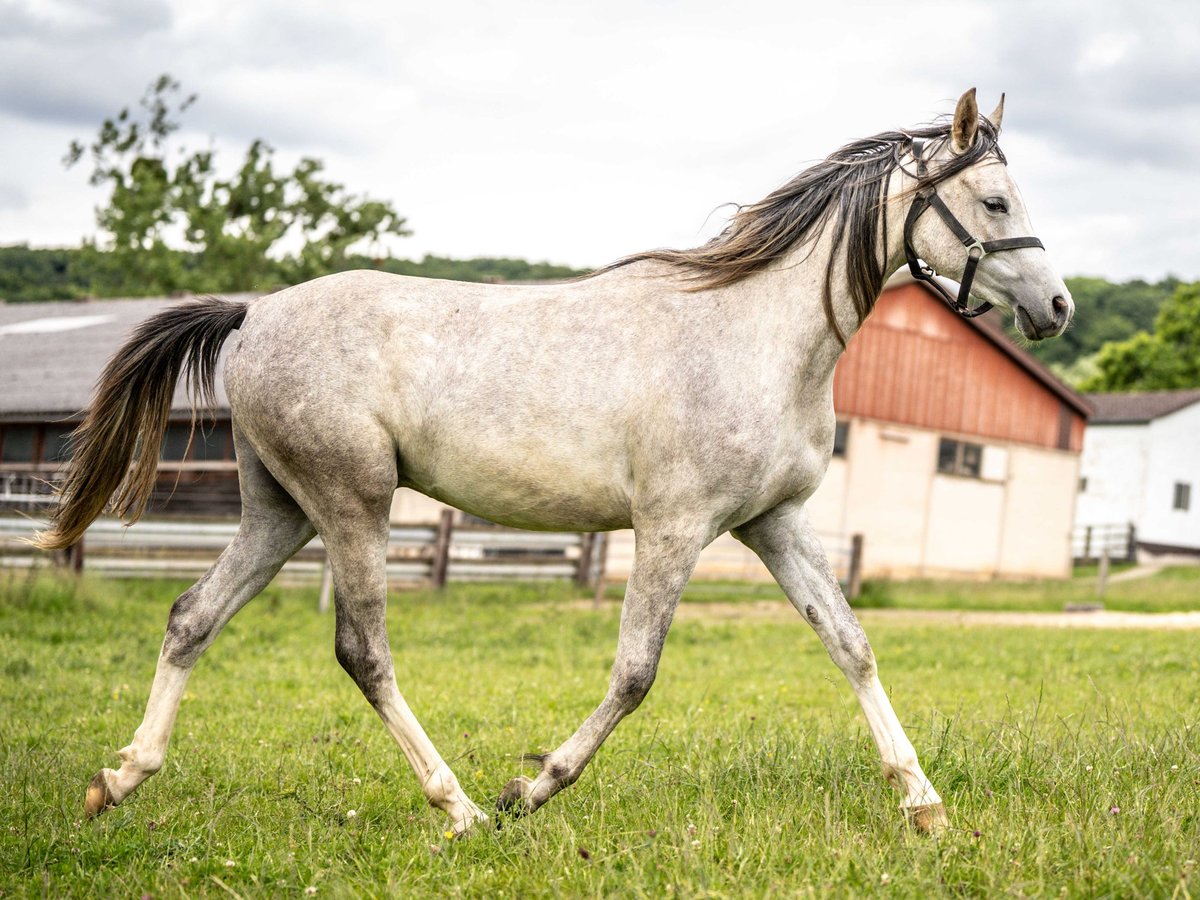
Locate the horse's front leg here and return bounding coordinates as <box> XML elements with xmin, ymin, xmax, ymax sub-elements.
<box><xmin>733</xmin><ymin>501</ymin><xmax>947</xmax><ymax>832</ymax></box>
<box><xmin>497</xmin><ymin>520</ymin><xmax>708</xmax><ymax>816</ymax></box>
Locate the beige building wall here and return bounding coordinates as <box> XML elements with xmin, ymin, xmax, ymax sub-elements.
<box><xmin>608</xmin><ymin>418</ymin><xmax>1078</xmax><ymax>583</ymax></box>
<box><xmin>389</xmin><ymin>487</ymin><xmax>453</xmax><ymax>524</ymax></box>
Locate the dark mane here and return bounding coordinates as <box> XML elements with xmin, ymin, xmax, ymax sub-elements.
<box><xmin>594</xmin><ymin>117</ymin><xmax>1005</xmax><ymax>345</ymax></box>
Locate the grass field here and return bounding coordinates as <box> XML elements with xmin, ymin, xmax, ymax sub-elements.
<box><xmin>2</xmin><ymin>571</ymin><xmax>1199</xmax><ymax>897</ymax></box>
<box><xmin>666</xmin><ymin>564</ymin><xmax>1200</xmax><ymax>613</ymax></box>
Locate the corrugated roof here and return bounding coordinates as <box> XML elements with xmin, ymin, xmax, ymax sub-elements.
<box><xmin>0</xmin><ymin>294</ymin><xmax>258</xmax><ymax>422</ymax></box>
<box><xmin>1084</xmin><ymin>389</ymin><xmax>1200</xmax><ymax>424</ymax></box>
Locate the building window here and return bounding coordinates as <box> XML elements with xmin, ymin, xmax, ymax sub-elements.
<box><xmin>0</xmin><ymin>425</ymin><xmax>36</xmax><ymax>463</ymax></box>
<box><xmin>937</xmin><ymin>437</ymin><xmax>983</xmax><ymax>478</ymax></box>
<box><xmin>44</xmin><ymin>427</ymin><xmax>74</xmax><ymax>463</ymax></box>
<box><xmin>1174</xmin><ymin>482</ymin><xmax>1192</xmax><ymax>512</ymax></box>
<box><xmin>832</xmin><ymin>421</ymin><xmax>849</xmax><ymax>458</ymax></box>
<box><xmin>160</xmin><ymin>423</ymin><xmax>193</xmax><ymax>461</ymax></box>
<box><xmin>1079</xmin><ymin>477</ymin><xmax>1087</xmax><ymax>493</ymax></box>
<box><xmin>193</xmin><ymin>423</ymin><xmax>233</xmax><ymax>461</ymax></box>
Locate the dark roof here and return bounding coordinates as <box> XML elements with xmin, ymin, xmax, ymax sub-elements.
<box><xmin>1083</xmin><ymin>389</ymin><xmax>1200</xmax><ymax>424</ymax></box>
<box><xmin>890</xmin><ymin>272</ymin><xmax>1093</xmax><ymax>419</ymax></box>
<box><xmin>0</xmin><ymin>294</ymin><xmax>258</xmax><ymax>422</ymax></box>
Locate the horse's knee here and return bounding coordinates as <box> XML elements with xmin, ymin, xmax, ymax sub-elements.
<box><xmin>837</xmin><ymin>636</ymin><xmax>877</xmax><ymax>683</ymax></box>
<box><xmin>162</xmin><ymin>584</ymin><xmax>215</xmax><ymax>667</ymax></box>
<box><xmin>334</xmin><ymin>616</ymin><xmax>392</xmax><ymax>705</ymax></box>
<box><xmin>612</xmin><ymin>661</ymin><xmax>656</xmax><ymax>708</ymax></box>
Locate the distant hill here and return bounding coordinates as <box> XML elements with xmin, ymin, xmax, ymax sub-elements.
<box><xmin>1</xmin><ymin>245</ymin><xmax>1182</xmax><ymax>388</ymax></box>
<box><xmin>0</xmin><ymin>245</ymin><xmax>589</xmax><ymax>304</ymax></box>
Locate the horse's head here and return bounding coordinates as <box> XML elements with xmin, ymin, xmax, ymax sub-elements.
<box><xmin>903</xmin><ymin>89</ymin><xmax>1072</xmax><ymax>341</ymax></box>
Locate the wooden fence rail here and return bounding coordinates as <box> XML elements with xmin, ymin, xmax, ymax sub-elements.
<box><xmin>0</xmin><ymin>516</ymin><xmax>863</xmax><ymax>602</ymax></box>
<box><xmin>0</xmin><ymin>516</ymin><xmax>601</xmax><ymax>591</ymax></box>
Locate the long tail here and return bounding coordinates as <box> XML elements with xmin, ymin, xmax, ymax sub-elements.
<box><xmin>34</xmin><ymin>296</ymin><xmax>248</xmax><ymax>551</ymax></box>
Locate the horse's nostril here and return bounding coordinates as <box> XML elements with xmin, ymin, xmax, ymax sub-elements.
<box><xmin>1052</xmin><ymin>295</ymin><xmax>1068</xmax><ymax>313</ymax></box>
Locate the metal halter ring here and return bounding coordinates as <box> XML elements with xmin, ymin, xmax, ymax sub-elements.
<box><xmin>901</xmin><ymin>138</ymin><xmax>1044</xmax><ymax>319</ymax></box>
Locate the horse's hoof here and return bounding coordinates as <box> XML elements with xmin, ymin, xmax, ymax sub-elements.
<box><xmin>84</xmin><ymin>770</ymin><xmax>117</xmax><ymax>818</ymax></box>
<box><xmin>447</xmin><ymin>809</ymin><xmax>489</xmax><ymax>838</ymax></box>
<box><xmin>905</xmin><ymin>802</ymin><xmax>949</xmax><ymax>833</ymax></box>
<box><xmin>495</xmin><ymin>776</ymin><xmax>532</xmax><ymax>817</ymax></box>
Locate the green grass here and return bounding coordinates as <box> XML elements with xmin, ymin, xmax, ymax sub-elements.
<box><xmin>629</xmin><ymin>565</ymin><xmax>1200</xmax><ymax>613</ymax></box>
<box><xmin>2</xmin><ymin>571</ymin><xmax>1199</xmax><ymax>897</ymax></box>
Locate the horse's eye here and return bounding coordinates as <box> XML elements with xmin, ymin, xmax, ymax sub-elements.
<box><xmin>983</xmin><ymin>198</ymin><xmax>1008</xmax><ymax>214</ymax></box>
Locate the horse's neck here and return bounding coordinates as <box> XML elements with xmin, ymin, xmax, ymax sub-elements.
<box><xmin>757</xmin><ymin>170</ymin><xmax>909</xmax><ymax>383</ymax></box>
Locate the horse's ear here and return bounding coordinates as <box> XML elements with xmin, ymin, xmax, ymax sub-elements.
<box><xmin>951</xmin><ymin>87</ymin><xmax>979</xmax><ymax>154</ymax></box>
<box><xmin>987</xmin><ymin>93</ymin><xmax>1005</xmax><ymax>133</ymax></box>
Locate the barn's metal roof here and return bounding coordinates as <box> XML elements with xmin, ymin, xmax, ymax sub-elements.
<box><xmin>1083</xmin><ymin>389</ymin><xmax>1200</xmax><ymax>425</ymax></box>
<box><xmin>0</xmin><ymin>294</ymin><xmax>258</xmax><ymax>422</ymax></box>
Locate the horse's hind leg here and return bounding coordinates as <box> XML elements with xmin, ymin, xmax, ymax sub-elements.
<box><xmin>318</xmin><ymin>504</ymin><xmax>488</xmax><ymax>834</ymax></box>
<box><xmin>85</xmin><ymin>442</ymin><xmax>315</xmax><ymax>816</ymax></box>
<box><xmin>733</xmin><ymin>501</ymin><xmax>946</xmax><ymax>832</ymax></box>
<box><xmin>497</xmin><ymin>520</ymin><xmax>709</xmax><ymax>816</ymax></box>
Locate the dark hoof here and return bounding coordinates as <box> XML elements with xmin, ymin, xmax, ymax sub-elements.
<box><xmin>495</xmin><ymin>776</ymin><xmax>532</xmax><ymax>817</ymax></box>
<box><xmin>84</xmin><ymin>770</ymin><xmax>116</xmax><ymax>818</ymax></box>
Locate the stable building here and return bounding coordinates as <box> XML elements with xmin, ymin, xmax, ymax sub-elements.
<box><xmin>0</xmin><ymin>296</ymin><xmax>253</xmax><ymax>517</ymax></box>
<box><xmin>1075</xmin><ymin>390</ymin><xmax>1200</xmax><ymax>561</ymax></box>
<box><xmin>809</xmin><ymin>273</ymin><xmax>1089</xmax><ymax>579</ymax></box>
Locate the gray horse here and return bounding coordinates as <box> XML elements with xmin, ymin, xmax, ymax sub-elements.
<box><xmin>39</xmin><ymin>89</ymin><xmax>1071</xmax><ymax>835</ymax></box>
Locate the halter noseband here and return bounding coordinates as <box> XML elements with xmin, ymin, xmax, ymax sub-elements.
<box><xmin>902</xmin><ymin>137</ymin><xmax>1045</xmax><ymax>319</ymax></box>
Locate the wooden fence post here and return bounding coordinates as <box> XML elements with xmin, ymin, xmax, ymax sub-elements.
<box><xmin>591</xmin><ymin>532</ymin><xmax>608</xmax><ymax>609</ymax></box>
<box><xmin>847</xmin><ymin>533</ymin><xmax>864</xmax><ymax>601</ymax></box>
<box><xmin>1097</xmin><ymin>547</ymin><xmax>1110</xmax><ymax>599</ymax></box>
<box><xmin>67</xmin><ymin>537</ymin><xmax>85</xmax><ymax>574</ymax></box>
<box><xmin>430</xmin><ymin>509</ymin><xmax>454</xmax><ymax>589</ymax></box>
<box><xmin>576</xmin><ymin>533</ymin><xmax>596</xmax><ymax>589</ymax></box>
<box><xmin>318</xmin><ymin>556</ymin><xmax>333</xmax><ymax>613</ymax></box>
<box><xmin>1083</xmin><ymin>525</ymin><xmax>1092</xmax><ymax>562</ymax></box>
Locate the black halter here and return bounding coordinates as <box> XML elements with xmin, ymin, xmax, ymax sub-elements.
<box><xmin>902</xmin><ymin>137</ymin><xmax>1045</xmax><ymax>318</ymax></box>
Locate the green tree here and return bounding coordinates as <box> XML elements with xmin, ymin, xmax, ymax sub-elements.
<box><xmin>64</xmin><ymin>75</ymin><xmax>409</xmax><ymax>296</ymax></box>
<box><xmin>1080</xmin><ymin>282</ymin><xmax>1200</xmax><ymax>391</ymax></box>
<box><xmin>1024</xmin><ymin>275</ymin><xmax>1181</xmax><ymax>372</ymax></box>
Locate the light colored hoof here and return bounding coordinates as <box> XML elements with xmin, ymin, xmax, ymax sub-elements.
<box><xmin>449</xmin><ymin>808</ymin><xmax>490</xmax><ymax>838</ymax></box>
<box><xmin>84</xmin><ymin>770</ymin><xmax>117</xmax><ymax>818</ymax></box>
<box><xmin>905</xmin><ymin>801</ymin><xmax>949</xmax><ymax>833</ymax></box>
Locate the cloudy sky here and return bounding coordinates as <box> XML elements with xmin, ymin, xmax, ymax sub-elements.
<box><xmin>1</xmin><ymin>0</ymin><xmax>1197</xmax><ymax>281</ymax></box>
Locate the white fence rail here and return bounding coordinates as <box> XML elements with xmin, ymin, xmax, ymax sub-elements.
<box><xmin>1071</xmin><ymin>523</ymin><xmax>1136</xmax><ymax>564</ymax></box>
<box><xmin>0</xmin><ymin>516</ymin><xmax>588</xmax><ymax>585</ymax></box>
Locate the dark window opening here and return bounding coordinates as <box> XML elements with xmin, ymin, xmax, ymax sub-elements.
<box><xmin>1</xmin><ymin>425</ymin><xmax>36</xmax><ymax>463</ymax></box>
<box><xmin>1174</xmin><ymin>482</ymin><xmax>1191</xmax><ymax>512</ymax></box>
<box><xmin>832</xmin><ymin>421</ymin><xmax>849</xmax><ymax>458</ymax></box>
<box><xmin>161</xmin><ymin>424</ymin><xmax>193</xmax><ymax>461</ymax></box>
<box><xmin>44</xmin><ymin>427</ymin><xmax>74</xmax><ymax>462</ymax></box>
<box><xmin>1079</xmin><ymin>476</ymin><xmax>1088</xmax><ymax>493</ymax></box>
<box><xmin>193</xmin><ymin>423</ymin><xmax>233</xmax><ymax>461</ymax></box>
<box><xmin>937</xmin><ymin>437</ymin><xmax>983</xmax><ymax>478</ymax></box>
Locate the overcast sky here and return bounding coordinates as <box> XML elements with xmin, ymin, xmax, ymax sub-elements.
<box><xmin>1</xmin><ymin>0</ymin><xmax>1197</xmax><ymax>281</ymax></box>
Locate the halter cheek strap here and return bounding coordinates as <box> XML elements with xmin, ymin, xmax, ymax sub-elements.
<box><xmin>903</xmin><ymin>138</ymin><xmax>1045</xmax><ymax>319</ymax></box>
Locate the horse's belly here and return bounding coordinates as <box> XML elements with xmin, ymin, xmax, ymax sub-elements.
<box><xmin>404</xmin><ymin>443</ymin><xmax>633</xmax><ymax>532</ymax></box>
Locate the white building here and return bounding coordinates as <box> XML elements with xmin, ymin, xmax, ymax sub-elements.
<box><xmin>1075</xmin><ymin>390</ymin><xmax>1200</xmax><ymax>560</ymax></box>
